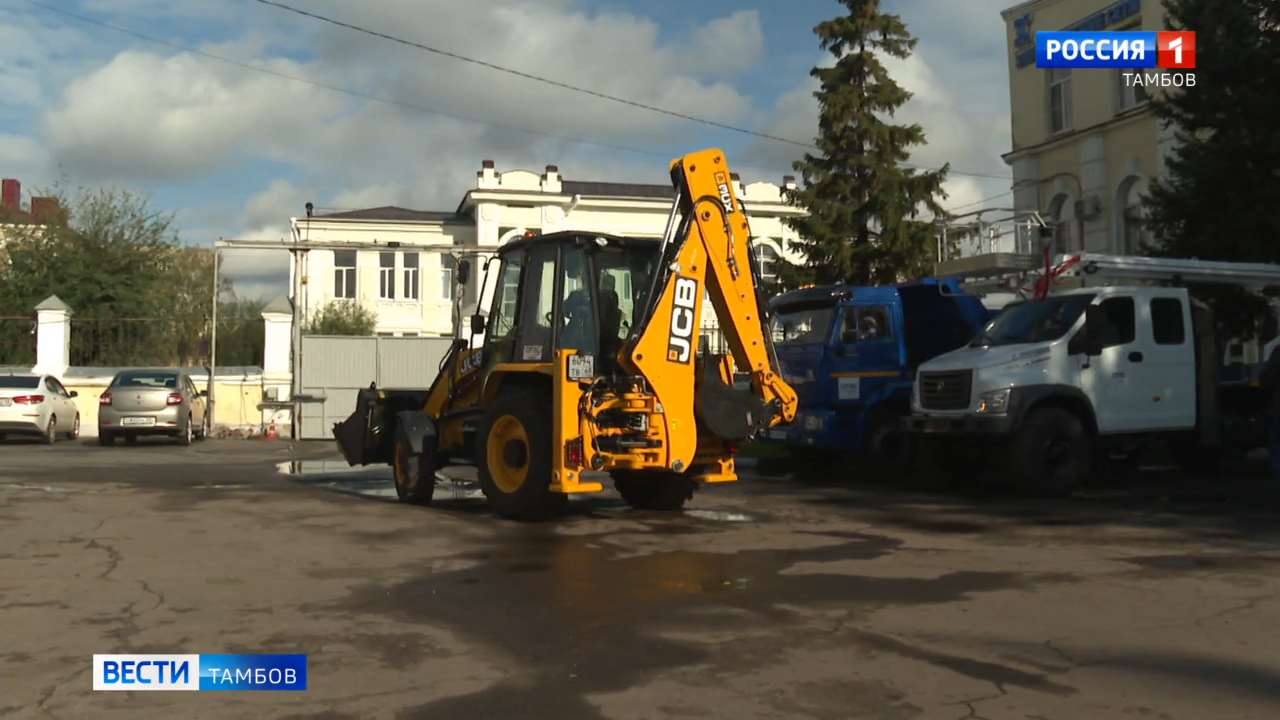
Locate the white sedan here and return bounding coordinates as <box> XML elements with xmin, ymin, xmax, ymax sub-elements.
<box><xmin>0</xmin><ymin>374</ymin><xmax>81</xmax><ymax>443</ymax></box>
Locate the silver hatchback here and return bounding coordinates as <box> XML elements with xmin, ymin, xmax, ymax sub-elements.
<box><xmin>98</xmin><ymin>370</ymin><xmax>209</xmax><ymax>446</ymax></box>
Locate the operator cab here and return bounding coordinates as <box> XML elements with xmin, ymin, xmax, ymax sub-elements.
<box><xmin>476</xmin><ymin>232</ymin><xmax>660</xmax><ymax>373</ymax></box>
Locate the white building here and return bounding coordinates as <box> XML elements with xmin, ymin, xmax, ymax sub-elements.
<box><xmin>290</xmin><ymin>161</ymin><xmax>806</xmax><ymax>339</ymax></box>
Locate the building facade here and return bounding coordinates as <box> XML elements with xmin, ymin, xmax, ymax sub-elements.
<box><xmin>1001</xmin><ymin>0</ymin><xmax>1173</xmax><ymax>255</ymax></box>
<box><xmin>290</xmin><ymin>162</ymin><xmax>806</xmax><ymax>339</ymax></box>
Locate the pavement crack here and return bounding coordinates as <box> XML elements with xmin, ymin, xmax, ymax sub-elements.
<box><xmin>35</xmin><ymin>665</ymin><xmax>87</xmax><ymax>719</ymax></box>
<box><xmin>139</xmin><ymin>579</ymin><xmax>165</xmax><ymax>612</ymax></box>
<box><xmin>85</xmin><ymin>538</ymin><xmax>121</xmax><ymax>580</ymax></box>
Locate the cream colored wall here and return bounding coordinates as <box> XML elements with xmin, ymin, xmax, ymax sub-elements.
<box><xmin>1006</xmin><ymin>0</ymin><xmax>1161</xmax><ymax>151</ymax></box>
<box><xmin>64</xmin><ymin>383</ymin><xmax>108</xmax><ymax>436</ymax></box>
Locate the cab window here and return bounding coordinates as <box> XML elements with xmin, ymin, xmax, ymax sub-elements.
<box><xmin>485</xmin><ymin>250</ymin><xmax>525</xmax><ymax>364</ymax></box>
<box><xmin>841</xmin><ymin>305</ymin><xmax>893</xmax><ymax>343</ymax></box>
<box><xmin>516</xmin><ymin>245</ymin><xmax>558</xmax><ymax>362</ymax></box>
<box><xmin>557</xmin><ymin>245</ymin><xmax>598</xmax><ymax>354</ymax></box>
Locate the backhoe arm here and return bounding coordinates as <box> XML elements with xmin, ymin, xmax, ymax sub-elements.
<box><xmin>627</xmin><ymin>148</ymin><xmax>798</xmax><ymax>471</ymax></box>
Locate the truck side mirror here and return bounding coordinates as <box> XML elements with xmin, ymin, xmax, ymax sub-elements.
<box><xmin>458</xmin><ymin>259</ymin><xmax>471</xmax><ymax>285</ymax></box>
<box><xmin>470</xmin><ymin>314</ymin><xmax>486</xmax><ymax>334</ymax></box>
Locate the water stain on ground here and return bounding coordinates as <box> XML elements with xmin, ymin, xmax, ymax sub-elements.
<box><xmin>316</xmin><ymin>527</ymin><xmax>1068</xmax><ymax>719</ymax></box>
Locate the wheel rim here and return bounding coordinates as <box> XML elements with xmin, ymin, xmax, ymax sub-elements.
<box><xmin>487</xmin><ymin>414</ymin><xmax>529</xmax><ymax>494</ymax></box>
<box><xmin>185</xmin><ymin>417</ymin><xmax>192</xmax><ymax>443</ymax></box>
<box><xmin>73</xmin><ymin>416</ymin><xmax>80</xmax><ymax>437</ymax></box>
<box><xmin>47</xmin><ymin>418</ymin><xmax>56</xmax><ymax>440</ymax></box>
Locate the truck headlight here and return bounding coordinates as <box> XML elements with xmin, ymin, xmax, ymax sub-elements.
<box><xmin>975</xmin><ymin>388</ymin><xmax>1011</xmax><ymax>415</ymax></box>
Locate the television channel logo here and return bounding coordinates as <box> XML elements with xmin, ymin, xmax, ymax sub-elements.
<box><xmin>1036</xmin><ymin>31</ymin><xmax>1196</xmax><ymax>69</ymax></box>
<box><xmin>93</xmin><ymin>654</ymin><xmax>307</xmax><ymax>691</ymax></box>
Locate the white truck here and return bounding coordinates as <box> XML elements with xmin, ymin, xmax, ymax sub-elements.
<box><xmin>907</xmin><ymin>253</ymin><xmax>1280</xmax><ymax>495</ymax></box>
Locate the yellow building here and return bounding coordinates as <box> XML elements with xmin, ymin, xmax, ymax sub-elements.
<box><xmin>1001</xmin><ymin>0</ymin><xmax>1174</xmax><ymax>255</ymax></box>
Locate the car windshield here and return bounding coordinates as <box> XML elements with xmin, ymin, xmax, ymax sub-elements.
<box><xmin>770</xmin><ymin>303</ymin><xmax>835</xmax><ymax>344</ymax></box>
<box><xmin>113</xmin><ymin>372</ymin><xmax>179</xmax><ymax>389</ymax></box>
<box><xmin>971</xmin><ymin>294</ymin><xmax>1095</xmax><ymax>347</ymax></box>
<box><xmin>0</xmin><ymin>376</ymin><xmax>40</xmax><ymax>388</ymax></box>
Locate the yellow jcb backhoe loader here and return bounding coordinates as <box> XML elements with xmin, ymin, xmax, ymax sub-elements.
<box><xmin>334</xmin><ymin>148</ymin><xmax>797</xmax><ymax>518</ymax></box>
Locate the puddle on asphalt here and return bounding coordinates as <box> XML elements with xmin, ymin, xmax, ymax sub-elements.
<box><xmin>279</xmin><ymin>460</ymin><xmax>762</xmax><ymax>523</ymax></box>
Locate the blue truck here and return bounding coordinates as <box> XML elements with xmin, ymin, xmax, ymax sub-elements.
<box><xmin>766</xmin><ymin>279</ymin><xmax>989</xmax><ymax>463</ymax></box>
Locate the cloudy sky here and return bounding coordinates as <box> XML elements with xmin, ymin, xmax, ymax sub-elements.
<box><xmin>2</xmin><ymin>0</ymin><xmax>1015</xmax><ymax>299</ymax></box>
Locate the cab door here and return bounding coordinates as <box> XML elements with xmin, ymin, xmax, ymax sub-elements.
<box><xmin>1076</xmin><ymin>294</ymin><xmax>1151</xmax><ymax>433</ymax></box>
<box><xmin>832</xmin><ymin>302</ymin><xmax>902</xmax><ymax>404</ymax></box>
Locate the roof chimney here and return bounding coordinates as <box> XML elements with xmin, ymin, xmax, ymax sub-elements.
<box><xmin>477</xmin><ymin>159</ymin><xmax>498</xmax><ymax>189</ymax></box>
<box><xmin>782</xmin><ymin>175</ymin><xmax>797</xmax><ymax>190</ymax></box>
<box><xmin>30</xmin><ymin>197</ymin><xmax>61</xmax><ymax>225</ymax></box>
<box><xmin>542</xmin><ymin>164</ymin><xmax>562</xmax><ymax>194</ymax></box>
<box><xmin>1</xmin><ymin>179</ymin><xmax>20</xmax><ymax>212</ymax></box>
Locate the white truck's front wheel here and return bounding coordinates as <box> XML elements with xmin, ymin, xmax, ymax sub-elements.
<box><xmin>1010</xmin><ymin>407</ymin><xmax>1090</xmax><ymax>497</ymax></box>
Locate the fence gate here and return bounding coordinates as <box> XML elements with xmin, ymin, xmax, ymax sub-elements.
<box><xmin>297</xmin><ymin>335</ymin><xmax>454</xmax><ymax>440</ymax></box>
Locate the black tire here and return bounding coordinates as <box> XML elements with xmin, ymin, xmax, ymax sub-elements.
<box><xmin>68</xmin><ymin>414</ymin><xmax>80</xmax><ymax>441</ymax></box>
<box><xmin>392</xmin><ymin>434</ymin><xmax>435</xmax><ymax>505</ymax></box>
<box><xmin>612</xmin><ymin>470</ymin><xmax>696</xmax><ymax>511</ymax></box>
<box><xmin>1010</xmin><ymin>407</ymin><xmax>1090</xmax><ymax>497</ymax></box>
<box><xmin>177</xmin><ymin>414</ymin><xmax>193</xmax><ymax>446</ymax></box>
<box><xmin>477</xmin><ymin>389</ymin><xmax>566</xmax><ymax>519</ymax></box>
<box><xmin>865</xmin><ymin>411</ymin><xmax>913</xmax><ymax>472</ymax></box>
<box><xmin>44</xmin><ymin>416</ymin><xmax>57</xmax><ymax>445</ymax></box>
<box><xmin>98</xmin><ymin>432</ymin><xmax>114</xmax><ymax>446</ymax></box>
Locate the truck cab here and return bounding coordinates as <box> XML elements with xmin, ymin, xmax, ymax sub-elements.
<box><xmin>908</xmin><ymin>286</ymin><xmax>1221</xmax><ymax>494</ymax></box>
<box><xmin>767</xmin><ymin>279</ymin><xmax>988</xmax><ymax>462</ymax></box>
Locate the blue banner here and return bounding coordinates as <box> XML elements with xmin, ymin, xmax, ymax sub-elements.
<box><xmin>198</xmin><ymin>654</ymin><xmax>308</xmax><ymax>691</ymax></box>
<box><xmin>1036</xmin><ymin>31</ymin><xmax>1158</xmax><ymax>68</ymax></box>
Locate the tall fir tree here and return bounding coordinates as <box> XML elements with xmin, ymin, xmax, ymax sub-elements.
<box><xmin>785</xmin><ymin>0</ymin><xmax>948</xmax><ymax>286</ymax></box>
<box><xmin>1145</xmin><ymin>0</ymin><xmax>1280</xmax><ymax>336</ymax></box>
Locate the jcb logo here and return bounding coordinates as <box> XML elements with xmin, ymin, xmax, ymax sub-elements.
<box><xmin>667</xmin><ymin>276</ymin><xmax>698</xmax><ymax>363</ymax></box>
<box><xmin>714</xmin><ymin>171</ymin><xmax>735</xmax><ymax>214</ymax></box>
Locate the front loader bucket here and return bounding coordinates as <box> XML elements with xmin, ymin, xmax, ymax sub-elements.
<box><xmin>332</xmin><ymin>387</ymin><xmax>430</xmax><ymax>466</ymax></box>
<box><xmin>333</xmin><ymin>387</ymin><xmax>388</xmax><ymax>466</ymax></box>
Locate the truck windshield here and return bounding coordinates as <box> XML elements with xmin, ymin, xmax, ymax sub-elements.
<box><xmin>770</xmin><ymin>303</ymin><xmax>834</xmax><ymax>344</ymax></box>
<box><xmin>970</xmin><ymin>294</ymin><xmax>1095</xmax><ymax>347</ymax></box>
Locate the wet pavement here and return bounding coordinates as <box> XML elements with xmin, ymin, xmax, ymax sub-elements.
<box><xmin>4</xmin><ymin>438</ymin><xmax>1280</xmax><ymax>718</ymax></box>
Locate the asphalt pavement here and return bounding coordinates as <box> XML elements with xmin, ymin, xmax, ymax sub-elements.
<box><xmin>4</xmin><ymin>436</ymin><xmax>1280</xmax><ymax>719</ymax></box>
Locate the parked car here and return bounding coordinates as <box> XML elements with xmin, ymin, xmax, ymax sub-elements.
<box><xmin>98</xmin><ymin>370</ymin><xmax>209</xmax><ymax>446</ymax></box>
<box><xmin>0</xmin><ymin>373</ymin><xmax>81</xmax><ymax>443</ymax></box>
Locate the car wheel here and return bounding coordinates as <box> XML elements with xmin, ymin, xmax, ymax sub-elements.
<box><xmin>1010</xmin><ymin>406</ymin><xmax>1090</xmax><ymax>497</ymax></box>
<box><xmin>44</xmin><ymin>416</ymin><xmax>57</xmax><ymax>445</ymax></box>
<box><xmin>477</xmin><ymin>389</ymin><xmax>566</xmax><ymax>520</ymax></box>
<box><xmin>68</xmin><ymin>414</ymin><xmax>80</xmax><ymax>440</ymax></box>
<box><xmin>98</xmin><ymin>432</ymin><xmax>114</xmax><ymax>446</ymax></box>
<box><xmin>178</xmin><ymin>415</ymin><xmax>194</xmax><ymax>446</ymax></box>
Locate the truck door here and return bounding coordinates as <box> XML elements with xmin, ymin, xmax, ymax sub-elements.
<box><xmin>1140</xmin><ymin>295</ymin><xmax>1197</xmax><ymax>429</ymax></box>
<box><xmin>834</xmin><ymin>303</ymin><xmax>902</xmax><ymax>404</ymax></box>
<box><xmin>1077</xmin><ymin>295</ymin><xmax>1147</xmax><ymax>433</ymax></box>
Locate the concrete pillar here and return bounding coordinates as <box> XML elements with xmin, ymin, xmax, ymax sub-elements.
<box><xmin>260</xmin><ymin>295</ymin><xmax>294</xmax><ymax>432</ymax></box>
<box><xmin>33</xmin><ymin>295</ymin><xmax>71</xmax><ymax>376</ymax></box>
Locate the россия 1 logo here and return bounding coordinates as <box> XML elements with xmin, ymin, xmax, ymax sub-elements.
<box><xmin>1036</xmin><ymin>30</ymin><xmax>1195</xmax><ymax>68</ymax></box>
<box><xmin>1036</xmin><ymin>30</ymin><xmax>1195</xmax><ymax>89</ymax></box>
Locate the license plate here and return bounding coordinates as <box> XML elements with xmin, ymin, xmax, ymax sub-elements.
<box><xmin>768</xmin><ymin>428</ymin><xmax>787</xmax><ymax>440</ymax></box>
<box><xmin>567</xmin><ymin>354</ymin><xmax>595</xmax><ymax>380</ymax></box>
<box><xmin>121</xmin><ymin>417</ymin><xmax>155</xmax><ymax>427</ymax></box>
<box><xmin>0</xmin><ymin>398</ymin><xmax>10</xmax><ymax>407</ymax></box>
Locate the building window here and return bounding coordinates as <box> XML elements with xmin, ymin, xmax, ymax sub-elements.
<box><xmin>1117</xmin><ymin>69</ymin><xmax>1149</xmax><ymax>112</ymax></box>
<box><xmin>439</xmin><ymin>254</ymin><xmax>455</xmax><ymax>300</ymax></box>
<box><xmin>403</xmin><ymin>252</ymin><xmax>420</xmax><ymax>300</ymax></box>
<box><xmin>334</xmin><ymin>250</ymin><xmax>356</xmax><ymax>299</ymax></box>
<box><xmin>379</xmin><ymin>252</ymin><xmax>396</xmax><ymax>300</ymax></box>
<box><xmin>1049</xmin><ymin>67</ymin><xmax>1073</xmax><ymax>134</ymax></box>
<box><xmin>752</xmin><ymin>242</ymin><xmax>780</xmax><ymax>285</ymax></box>
<box><xmin>1119</xmin><ymin>178</ymin><xmax>1149</xmax><ymax>254</ymax></box>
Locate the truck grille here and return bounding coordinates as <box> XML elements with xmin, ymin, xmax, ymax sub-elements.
<box><xmin>919</xmin><ymin>370</ymin><xmax>973</xmax><ymax>411</ymax></box>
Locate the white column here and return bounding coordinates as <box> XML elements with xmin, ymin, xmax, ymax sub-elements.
<box><xmin>33</xmin><ymin>295</ymin><xmax>71</xmax><ymax>376</ymax></box>
<box><xmin>261</xmin><ymin>298</ymin><xmax>294</xmax><ymax>430</ymax></box>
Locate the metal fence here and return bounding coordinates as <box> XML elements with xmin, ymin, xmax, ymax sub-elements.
<box><xmin>0</xmin><ymin>315</ymin><xmax>37</xmax><ymax>367</ymax></box>
<box><xmin>70</xmin><ymin>317</ymin><xmax>207</xmax><ymax>368</ymax></box>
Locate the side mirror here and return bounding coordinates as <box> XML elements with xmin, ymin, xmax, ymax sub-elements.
<box><xmin>69</xmin><ymin>390</ymin><xmax>79</xmax><ymax>398</ymax></box>
<box><xmin>199</xmin><ymin>389</ymin><xmax>209</xmax><ymax>398</ymax></box>
<box><xmin>470</xmin><ymin>314</ymin><xmax>486</xmax><ymax>334</ymax></box>
<box><xmin>458</xmin><ymin>259</ymin><xmax>471</xmax><ymax>285</ymax></box>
